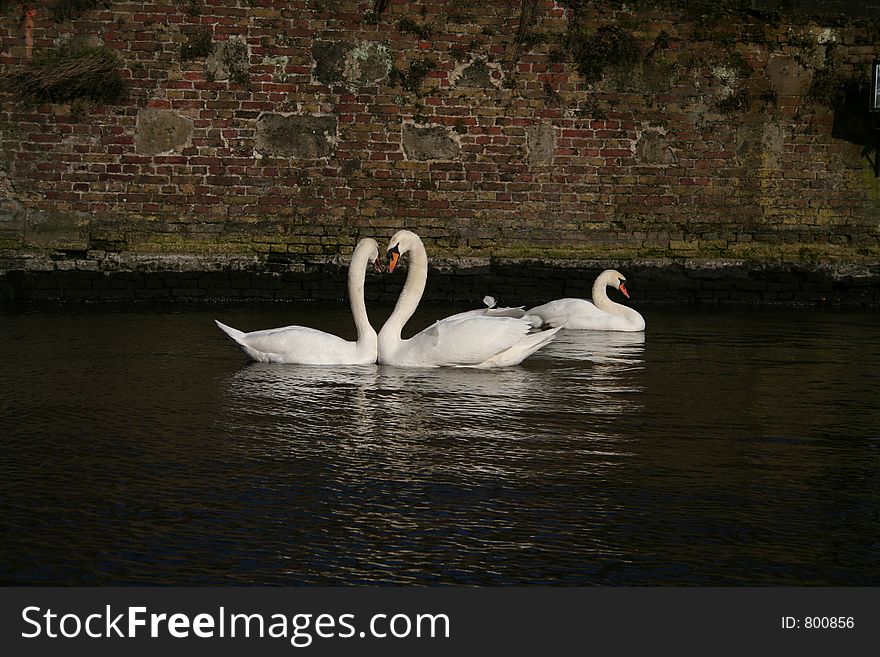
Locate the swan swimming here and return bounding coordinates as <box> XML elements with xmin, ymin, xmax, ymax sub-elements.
<box><xmin>377</xmin><ymin>230</ymin><xmax>559</xmax><ymax>368</ymax></box>
<box><xmin>525</xmin><ymin>269</ymin><xmax>645</xmax><ymax>332</ymax></box>
<box><xmin>214</xmin><ymin>238</ymin><xmax>381</xmax><ymax>364</ymax></box>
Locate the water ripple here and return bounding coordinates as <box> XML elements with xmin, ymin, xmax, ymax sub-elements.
<box><xmin>1</xmin><ymin>303</ymin><xmax>878</xmax><ymax>585</ymax></box>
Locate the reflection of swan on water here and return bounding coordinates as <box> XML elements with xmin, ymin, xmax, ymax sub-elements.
<box><xmin>532</xmin><ymin>330</ymin><xmax>646</xmax><ymax>420</ymax></box>
<box><xmin>214</xmin><ymin>239</ymin><xmax>381</xmax><ymax>364</ymax></box>
<box><xmin>220</xmin><ymin>352</ymin><xmax>639</xmax><ymax>480</ymax></box>
<box><xmin>378</xmin><ymin>230</ymin><xmax>559</xmax><ymax>368</ymax></box>
<box><xmin>227</xmin><ymin>362</ymin><xmax>379</xmax><ymax>399</ymax></box>
<box><xmin>542</xmin><ymin>330</ymin><xmax>646</xmax><ymax>366</ymax></box>
<box><xmin>526</xmin><ymin>269</ymin><xmax>645</xmax><ymax>332</ymax></box>
<box><xmin>372</xmin><ymin>363</ymin><xmax>553</xmax><ymax>458</ymax></box>
<box><xmin>376</xmin><ymin>361</ymin><xmax>538</xmax><ymax>400</ymax></box>
<box><xmin>221</xmin><ymin>361</ymin><xmax>549</xmax><ymax>477</ymax></box>
<box><xmin>223</xmin><ymin>363</ymin><xmax>381</xmax><ymax>444</ymax></box>
<box><xmin>224</xmin><ymin>362</ymin><xmax>379</xmax><ymax>408</ymax></box>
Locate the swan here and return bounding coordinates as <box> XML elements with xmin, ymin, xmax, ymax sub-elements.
<box><xmin>214</xmin><ymin>238</ymin><xmax>381</xmax><ymax>364</ymax></box>
<box><xmin>378</xmin><ymin>230</ymin><xmax>560</xmax><ymax>368</ymax></box>
<box><xmin>525</xmin><ymin>269</ymin><xmax>645</xmax><ymax>331</ymax></box>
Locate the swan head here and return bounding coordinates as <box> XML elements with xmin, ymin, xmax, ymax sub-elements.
<box><xmin>386</xmin><ymin>243</ymin><xmax>401</xmax><ymax>273</ymax></box>
<box><xmin>384</xmin><ymin>230</ymin><xmax>421</xmax><ymax>273</ymax></box>
<box><xmin>367</xmin><ymin>243</ymin><xmax>383</xmax><ymax>273</ymax></box>
<box><xmin>354</xmin><ymin>238</ymin><xmax>383</xmax><ymax>273</ymax></box>
<box><xmin>601</xmin><ymin>269</ymin><xmax>630</xmax><ymax>298</ymax></box>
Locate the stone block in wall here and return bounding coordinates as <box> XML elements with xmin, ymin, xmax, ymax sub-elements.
<box><xmin>0</xmin><ymin>199</ymin><xmax>26</xmax><ymax>238</ymax></box>
<box><xmin>760</xmin><ymin>123</ymin><xmax>784</xmax><ymax>168</ymax></box>
<box><xmin>313</xmin><ymin>41</ymin><xmax>349</xmax><ymax>84</ymax></box>
<box><xmin>255</xmin><ymin>114</ymin><xmax>338</xmax><ymax>158</ymax></box>
<box><xmin>766</xmin><ymin>54</ymin><xmax>813</xmax><ymax>98</ymax></box>
<box><xmin>402</xmin><ymin>124</ymin><xmax>460</xmax><ymax>161</ymax></box>
<box><xmin>346</xmin><ymin>41</ymin><xmax>392</xmax><ymax>85</ymax></box>
<box><xmin>21</xmin><ymin>211</ymin><xmax>89</xmax><ymax>250</ymax></box>
<box><xmin>636</xmin><ymin>130</ymin><xmax>675</xmax><ymax>165</ymax></box>
<box><xmin>206</xmin><ymin>36</ymin><xmax>250</xmax><ymax>83</ymax></box>
<box><xmin>135</xmin><ymin>110</ymin><xmax>194</xmax><ymax>155</ymax></box>
<box><xmin>451</xmin><ymin>58</ymin><xmax>503</xmax><ymax>89</ymax></box>
<box><xmin>312</xmin><ymin>40</ymin><xmax>392</xmax><ymax>88</ymax></box>
<box><xmin>526</xmin><ymin>124</ymin><xmax>555</xmax><ymax>167</ymax></box>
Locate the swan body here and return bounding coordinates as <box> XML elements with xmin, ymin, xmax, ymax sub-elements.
<box><xmin>215</xmin><ymin>238</ymin><xmax>380</xmax><ymax>364</ymax></box>
<box><xmin>378</xmin><ymin>230</ymin><xmax>559</xmax><ymax>368</ymax></box>
<box><xmin>526</xmin><ymin>269</ymin><xmax>645</xmax><ymax>332</ymax></box>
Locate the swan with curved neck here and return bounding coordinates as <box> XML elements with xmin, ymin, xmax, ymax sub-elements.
<box><xmin>215</xmin><ymin>238</ymin><xmax>380</xmax><ymax>364</ymax></box>
<box><xmin>525</xmin><ymin>269</ymin><xmax>645</xmax><ymax>331</ymax></box>
<box><xmin>378</xmin><ymin>230</ymin><xmax>559</xmax><ymax>367</ymax></box>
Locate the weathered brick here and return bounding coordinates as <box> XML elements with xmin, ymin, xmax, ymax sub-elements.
<box><xmin>0</xmin><ymin>1</ymin><xmax>877</xmax><ymax>305</ymax></box>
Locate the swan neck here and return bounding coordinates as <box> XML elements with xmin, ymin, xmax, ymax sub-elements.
<box><xmin>348</xmin><ymin>245</ymin><xmax>376</xmax><ymax>343</ymax></box>
<box><xmin>381</xmin><ymin>239</ymin><xmax>428</xmax><ymax>340</ymax></box>
<box><xmin>592</xmin><ymin>275</ymin><xmax>624</xmax><ymax>315</ymax></box>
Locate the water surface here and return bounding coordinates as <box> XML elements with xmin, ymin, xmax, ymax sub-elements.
<box><xmin>1</xmin><ymin>301</ymin><xmax>878</xmax><ymax>585</ymax></box>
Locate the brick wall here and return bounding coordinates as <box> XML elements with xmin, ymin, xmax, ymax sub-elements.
<box><xmin>1</xmin><ymin>0</ymin><xmax>879</xmax><ymax>303</ymax></box>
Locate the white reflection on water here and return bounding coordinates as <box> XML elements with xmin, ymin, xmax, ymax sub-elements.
<box><xmin>542</xmin><ymin>329</ymin><xmax>646</xmax><ymax>365</ymax></box>
<box><xmin>223</xmin><ymin>329</ymin><xmax>646</xmax><ymax>431</ymax></box>
<box><xmin>220</xmin><ymin>328</ymin><xmax>646</xmax><ymax>483</ymax></box>
<box><xmin>540</xmin><ymin>329</ymin><xmax>646</xmax><ymax>418</ymax></box>
<box><xmin>224</xmin><ymin>364</ymin><xmax>381</xmax><ymax>441</ymax></box>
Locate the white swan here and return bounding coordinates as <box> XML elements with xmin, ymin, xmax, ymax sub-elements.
<box><xmin>525</xmin><ymin>269</ymin><xmax>645</xmax><ymax>331</ymax></box>
<box><xmin>378</xmin><ymin>230</ymin><xmax>560</xmax><ymax>368</ymax></box>
<box><xmin>214</xmin><ymin>238</ymin><xmax>381</xmax><ymax>364</ymax></box>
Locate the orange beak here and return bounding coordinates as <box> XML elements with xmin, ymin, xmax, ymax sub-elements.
<box><xmin>387</xmin><ymin>249</ymin><xmax>400</xmax><ymax>273</ymax></box>
<box><xmin>618</xmin><ymin>281</ymin><xmax>630</xmax><ymax>298</ymax></box>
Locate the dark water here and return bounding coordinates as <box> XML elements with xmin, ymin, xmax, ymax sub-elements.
<box><xmin>1</xmin><ymin>301</ymin><xmax>878</xmax><ymax>586</ymax></box>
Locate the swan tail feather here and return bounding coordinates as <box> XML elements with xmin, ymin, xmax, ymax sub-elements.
<box><xmin>214</xmin><ymin>319</ymin><xmax>246</xmax><ymax>342</ymax></box>
<box><xmin>215</xmin><ymin>320</ymin><xmax>281</xmax><ymax>362</ymax></box>
<box><xmin>475</xmin><ymin>326</ymin><xmax>561</xmax><ymax>368</ymax></box>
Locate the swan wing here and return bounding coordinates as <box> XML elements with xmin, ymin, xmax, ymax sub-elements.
<box><xmin>473</xmin><ymin>325</ymin><xmax>561</xmax><ymax>368</ymax></box>
<box><xmin>483</xmin><ymin>306</ymin><xmax>528</xmax><ymax>318</ymax></box>
<box><xmin>528</xmin><ymin>298</ymin><xmax>601</xmax><ymax>319</ymax></box>
<box><xmin>441</xmin><ymin>306</ymin><xmax>528</xmax><ymax>322</ymax></box>
<box><xmin>215</xmin><ymin>320</ymin><xmax>362</xmax><ymax>364</ymax></box>
<box><xmin>525</xmin><ymin>298</ymin><xmax>644</xmax><ymax>331</ymax></box>
<box><xmin>526</xmin><ymin>299</ymin><xmax>608</xmax><ymax>328</ymax></box>
<box><xmin>442</xmin><ymin>297</ymin><xmax>527</xmax><ymax>322</ymax></box>
<box><xmin>403</xmin><ymin>316</ymin><xmax>544</xmax><ymax>367</ymax></box>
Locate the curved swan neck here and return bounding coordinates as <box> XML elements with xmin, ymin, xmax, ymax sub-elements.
<box><xmin>348</xmin><ymin>240</ymin><xmax>378</xmax><ymax>342</ymax></box>
<box><xmin>381</xmin><ymin>234</ymin><xmax>428</xmax><ymax>340</ymax></box>
<box><xmin>592</xmin><ymin>271</ymin><xmax>625</xmax><ymax>315</ymax></box>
